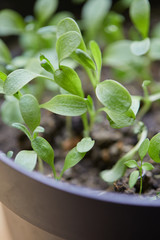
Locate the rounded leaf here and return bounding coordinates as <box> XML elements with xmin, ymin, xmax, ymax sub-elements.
<box><xmin>31</xmin><ymin>136</ymin><xmax>54</xmax><ymax>167</ymax></box>
<box><xmin>34</xmin><ymin>0</ymin><xmax>58</xmax><ymax>22</ymax></box>
<box><xmin>19</xmin><ymin>94</ymin><xmax>41</xmax><ymax>132</ymax></box>
<box><xmin>138</xmin><ymin>138</ymin><xmax>150</xmax><ymax>160</ymax></box>
<box><xmin>130</xmin><ymin>38</ymin><xmax>150</xmax><ymax>56</ymax></box>
<box><xmin>56</xmin><ymin>31</ymin><xmax>81</xmax><ymax>63</ymax></box>
<box><xmin>76</xmin><ymin>137</ymin><xmax>95</xmax><ymax>153</ymax></box>
<box><xmin>142</xmin><ymin>162</ymin><xmax>154</xmax><ymax>171</ymax></box>
<box><xmin>130</xmin><ymin>0</ymin><xmax>150</xmax><ymax>38</ymax></box>
<box><xmin>125</xmin><ymin>160</ymin><xmax>138</xmax><ymax>168</ymax></box>
<box><xmin>96</xmin><ymin>80</ymin><xmax>132</xmax><ymax>113</ymax></box>
<box><xmin>54</xmin><ymin>65</ymin><xmax>84</xmax><ymax>97</ymax></box>
<box><xmin>129</xmin><ymin>170</ymin><xmax>139</xmax><ymax>188</ymax></box>
<box><xmin>41</xmin><ymin>94</ymin><xmax>87</xmax><ymax>116</ymax></box>
<box><xmin>15</xmin><ymin>150</ymin><xmax>37</xmax><ymax>171</ymax></box>
<box><xmin>148</xmin><ymin>133</ymin><xmax>160</xmax><ymax>163</ymax></box>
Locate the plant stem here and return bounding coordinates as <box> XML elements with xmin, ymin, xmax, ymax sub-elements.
<box><xmin>38</xmin><ymin>157</ymin><xmax>44</xmax><ymax>173</ymax></box>
<box><xmin>137</xmin><ymin>99</ymin><xmax>151</xmax><ymax>120</ymax></box>
<box><xmin>81</xmin><ymin>113</ymin><xmax>89</xmax><ymax>137</ymax></box>
<box><xmin>139</xmin><ymin>167</ymin><xmax>143</xmax><ymax>195</ymax></box>
<box><xmin>101</xmin><ymin>123</ymin><xmax>148</xmax><ymax>182</ymax></box>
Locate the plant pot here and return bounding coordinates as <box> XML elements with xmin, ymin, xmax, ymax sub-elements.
<box><xmin>0</xmin><ymin>151</ymin><xmax>160</xmax><ymax>240</ymax></box>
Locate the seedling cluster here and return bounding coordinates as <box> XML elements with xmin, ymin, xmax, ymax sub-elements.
<box><xmin>0</xmin><ymin>0</ymin><xmax>160</xmax><ymax>195</ymax></box>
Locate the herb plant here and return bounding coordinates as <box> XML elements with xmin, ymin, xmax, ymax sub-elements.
<box><xmin>0</xmin><ymin>0</ymin><xmax>160</xmax><ymax>196</ymax></box>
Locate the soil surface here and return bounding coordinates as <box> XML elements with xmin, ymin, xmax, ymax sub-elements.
<box><xmin>1</xmin><ymin>67</ymin><xmax>160</xmax><ymax>199</ymax></box>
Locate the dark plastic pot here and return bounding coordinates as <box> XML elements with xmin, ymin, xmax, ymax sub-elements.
<box><xmin>0</xmin><ymin>151</ymin><xmax>160</xmax><ymax>240</ymax></box>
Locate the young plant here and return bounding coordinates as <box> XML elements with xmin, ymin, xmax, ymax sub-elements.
<box><xmin>125</xmin><ymin>138</ymin><xmax>154</xmax><ymax>194</ymax></box>
<box><xmin>12</xmin><ymin>94</ymin><xmax>95</xmax><ymax>178</ymax></box>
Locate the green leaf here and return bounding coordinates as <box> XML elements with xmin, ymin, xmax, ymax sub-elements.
<box><xmin>82</xmin><ymin>0</ymin><xmax>111</xmax><ymax>30</ymax></box>
<box><xmin>129</xmin><ymin>170</ymin><xmax>139</xmax><ymax>188</ymax></box>
<box><xmin>3</xmin><ymin>69</ymin><xmax>52</xmax><ymax>95</ymax></box>
<box><xmin>54</xmin><ymin>65</ymin><xmax>84</xmax><ymax>97</ymax></box>
<box><xmin>34</xmin><ymin>0</ymin><xmax>58</xmax><ymax>22</ymax></box>
<box><xmin>124</xmin><ymin>160</ymin><xmax>138</xmax><ymax>168</ymax></box>
<box><xmin>0</xmin><ymin>71</ymin><xmax>7</xmax><ymax>82</ymax></box>
<box><xmin>15</xmin><ymin>150</ymin><xmax>37</xmax><ymax>171</ymax></box>
<box><xmin>33</xmin><ymin>126</ymin><xmax>45</xmax><ymax>134</ymax></box>
<box><xmin>56</xmin><ymin>17</ymin><xmax>86</xmax><ymax>51</ymax></box>
<box><xmin>12</xmin><ymin>123</ymin><xmax>32</xmax><ymax>140</ymax></box>
<box><xmin>56</xmin><ymin>31</ymin><xmax>81</xmax><ymax>63</ymax></box>
<box><xmin>142</xmin><ymin>162</ymin><xmax>154</xmax><ymax>171</ymax></box>
<box><xmin>40</xmin><ymin>94</ymin><xmax>87</xmax><ymax>116</ymax></box>
<box><xmin>76</xmin><ymin>137</ymin><xmax>95</xmax><ymax>153</ymax></box>
<box><xmin>130</xmin><ymin>0</ymin><xmax>150</xmax><ymax>38</ymax></box>
<box><xmin>90</xmin><ymin>40</ymin><xmax>102</xmax><ymax>81</ymax></box>
<box><xmin>96</xmin><ymin>80</ymin><xmax>132</xmax><ymax>113</ymax></box>
<box><xmin>40</xmin><ymin>54</ymin><xmax>55</xmax><ymax>74</ymax></box>
<box><xmin>74</xmin><ymin>49</ymin><xmax>96</xmax><ymax>70</ymax></box>
<box><xmin>19</xmin><ymin>94</ymin><xmax>41</xmax><ymax>132</ymax></box>
<box><xmin>31</xmin><ymin>136</ymin><xmax>54</xmax><ymax>167</ymax></box>
<box><xmin>0</xmin><ymin>9</ymin><xmax>25</xmax><ymax>36</ymax></box>
<box><xmin>61</xmin><ymin>147</ymin><xmax>85</xmax><ymax>174</ymax></box>
<box><xmin>130</xmin><ymin>38</ymin><xmax>150</xmax><ymax>56</ymax></box>
<box><xmin>148</xmin><ymin>133</ymin><xmax>160</xmax><ymax>163</ymax></box>
<box><xmin>4</xmin><ymin>69</ymin><xmax>39</xmax><ymax>95</ymax></box>
<box><xmin>131</xmin><ymin>96</ymin><xmax>140</xmax><ymax>116</ymax></box>
<box><xmin>0</xmin><ymin>39</ymin><xmax>11</xmax><ymax>64</ymax></box>
<box><xmin>106</xmin><ymin>108</ymin><xmax>135</xmax><ymax>129</ymax></box>
<box><xmin>1</xmin><ymin>98</ymin><xmax>23</xmax><ymax>125</ymax></box>
<box><xmin>7</xmin><ymin>151</ymin><xmax>13</xmax><ymax>158</ymax></box>
<box><xmin>138</xmin><ymin>138</ymin><xmax>150</xmax><ymax>160</ymax></box>
<box><xmin>103</xmin><ymin>40</ymin><xmax>139</xmax><ymax>68</ymax></box>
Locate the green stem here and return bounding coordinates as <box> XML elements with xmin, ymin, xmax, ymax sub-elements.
<box><xmin>81</xmin><ymin>113</ymin><xmax>89</xmax><ymax>137</ymax></box>
<box><xmin>51</xmin><ymin>162</ymin><xmax>57</xmax><ymax>179</ymax></box>
<box><xmin>84</xmin><ymin>67</ymin><xmax>97</xmax><ymax>89</ymax></box>
<box><xmin>139</xmin><ymin>167</ymin><xmax>143</xmax><ymax>195</ymax></box>
<box><xmin>101</xmin><ymin>123</ymin><xmax>148</xmax><ymax>183</ymax></box>
<box><xmin>38</xmin><ymin>157</ymin><xmax>44</xmax><ymax>173</ymax></box>
<box><xmin>137</xmin><ymin>99</ymin><xmax>151</xmax><ymax>120</ymax></box>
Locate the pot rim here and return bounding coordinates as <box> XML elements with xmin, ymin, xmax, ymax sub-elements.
<box><xmin>1</xmin><ymin>151</ymin><xmax>160</xmax><ymax>207</ymax></box>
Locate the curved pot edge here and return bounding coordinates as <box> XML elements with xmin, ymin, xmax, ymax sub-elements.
<box><xmin>0</xmin><ymin>151</ymin><xmax>160</xmax><ymax>207</ymax></box>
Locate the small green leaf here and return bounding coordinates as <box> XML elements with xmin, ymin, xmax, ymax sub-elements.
<box><xmin>138</xmin><ymin>138</ymin><xmax>150</xmax><ymax>160</ymax></box>
<box><xmin>40</xmin><ymin>94</ymin><xmax>87</xmax><ymax>116</ymax></box>
<box><xmin>56</xmin><ymin>31</ymin><xmax>81</xmax><ymax>63</ymax></box>
<box><xmin>74</xmin><ymin>49</ymin><xmax>96</xmax><ymax>70</ymax></box>
<box><xmin>34</xmin><ymin>0</ymin><xmax>58</xmax><ymax>22</ymax></box>
<box><xmin>106</xmin><ymin>108</ymin><xmax>135</xmax><ymax>129</ymax></box>
<box><xmin>148</xmin><ymin>133</ymin><xmax>160</xmax><ymax>163</ymax></box>
<box><xmin>12</xmin><ymin>123</ymin><xmax>32</xmax><ymax>140</ymax></box>
<box><xmin>19</xmin><ymin>94</ymin><xmax>41</xmax><ymax>132</ymax></box>
<box><xmin>130</xmin><ymin>38</ymin><xmax>150</xmax><ymax>56</ymax></box>
<box><xmin>129</xmin><ymin>170</ymin><xmax>139</xmax><ymax>188</ymax></box>
<box><xmin>61</xmin><ymin>147</ymin><xmax>85</xmax><ymax>174</ymax></box>
<box><xmin>7</xmin><ymin>151</ymin><xmax>13</xmax><ymax>158</ymax></box>
<box><xmin>31</xmin><ymin>136</ymin><xmax>54</xmax><ymax>167</ymax></box>
<box><xmin>130</xmin><ymin>0</ymin><xmax>150</xmax><ymax>38</ymax></box>
<box><xmin>90</xmin><ymin>40</ymin><xmax>102</xmax><ymax>81</ymax></box>
<box><xmin>4</xmin><ymin>69</ymin><xmax>39</xmax><ymax>95</ymax></box>
<box><xmin>54</xmin><ymin>65</ymin><xmax>84</xmax><ymax>97</ymax></box>
<box><xmin>0</xmin><ymin>39</ymin><xmax>11</xmax><ymax>64</ymax></box>
<box><xmin>142</xmin><ymin>162</ymin><xmax>154</xmax><ymax>171</ymax></box>
<box><xmin>0</xmin><ymin>71</ymin><xmax>7</xmax><ymax>81</ymax></box>
<box><xmin>40</xmin><ymin>54</ymin><xmax>55</xmax><ymax>74</ymax></box>
<box><xmin>96</xmin><ymin>80</ymin><xmax>132</xmax><ymax>113</ymax></box>
<box><xmin>77</xmin><ymin>137</ymin><xmax>95</xmax><ymax>153</ymax></box>
<box><xmin>56</xmin><ymin>17</ymin><xmax>86</xmax><ymax>51</ymax></box>
<box><xmin>0</xmin><ymin>9</ymin><xmax>25</xmax><ymax>36</ymax></box>
<box><xmin>33</xmin><ymin>126</ymin><xmax>45</xmax><ymax>134</ymax></box>
<box><xmin>82</xmin><ymin>0</ymin><xmax>111</xmax><ymax>30</ymax></box>
<box><xmin>15</xmin><ymin>150</ymin><xmax>37</xmax><ymax>171</ymax></box>
<box><xmin>125</xmin><ymin>160</ymin><xmax>138</xmax><ymax>168</ymax></box>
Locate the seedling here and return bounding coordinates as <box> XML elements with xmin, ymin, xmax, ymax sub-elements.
<box><xmin>125</xmin><ymin>138</ymin><xmax>154</xmax><ymax>194</ymax></box>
